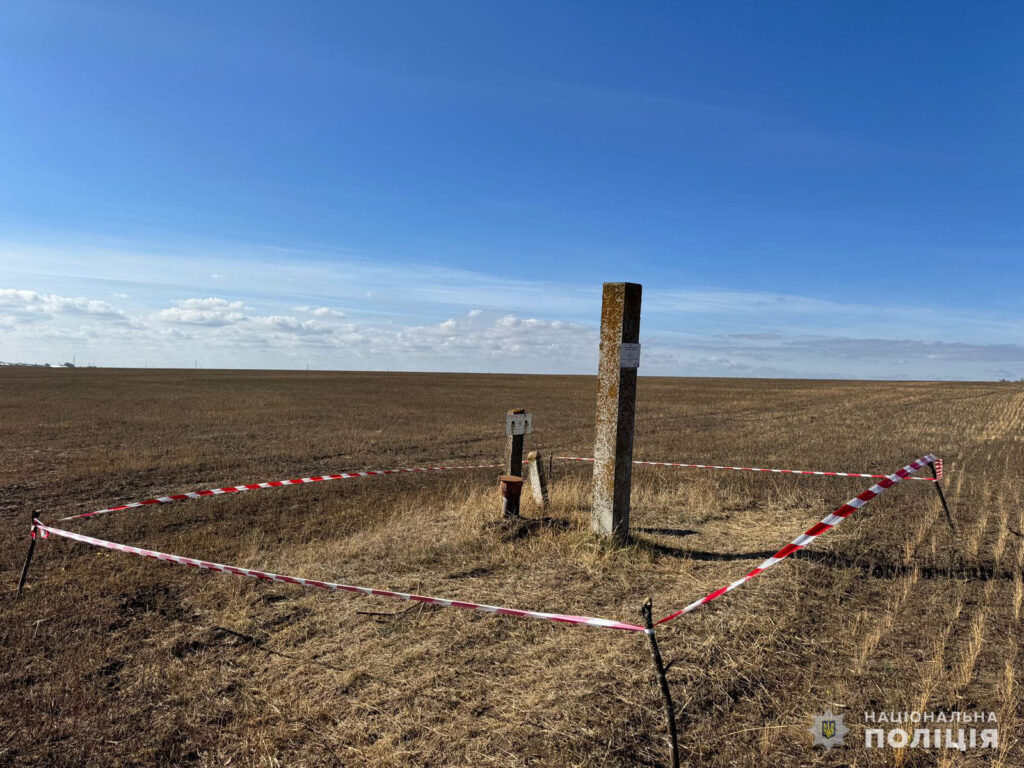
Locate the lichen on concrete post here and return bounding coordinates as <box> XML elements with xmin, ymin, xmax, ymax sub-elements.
<box><xmin>591</xmin><ymin>282</ymin><xmax>642</xmax><ymax>541</ymax></box>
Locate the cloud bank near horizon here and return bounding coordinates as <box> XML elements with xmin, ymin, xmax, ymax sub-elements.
<box><xmin>2</xmin><ymin>278</ymin><xmax>1023</xmax><ymax>380</ymax></box>
<box><xmin>2</xmin><ymin>240</ymin><xmax>1023</xmax><ymax>380</ymax></box>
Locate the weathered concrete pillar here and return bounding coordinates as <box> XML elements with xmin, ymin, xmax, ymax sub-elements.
<box><xmin>526</xmin><ymin>450</ymin><xmax>549</xmax><ymax>509</ymax></box>
<box><xmin>591</xmin><ymin>282</ymin><xmax>642</xmax><ymax>540</ymax></box>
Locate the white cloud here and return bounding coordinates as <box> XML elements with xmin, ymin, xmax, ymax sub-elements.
<box><xmin>384</xmin><ymin>311</ymin><xmax>596</xmax><ymax>368</ymax></box>
<box><xmin>256</xmin><ymin>315</ymin><xmax>335</xmax><ymax>335</ymax></box>
<box><xmin>2</xmin><ymin>236</ymin><xmax>1024</xmax><ymax>380</ymax></box>
<box><xmin>0</xmin><ymin>288</ymin><xmax>129</xmax><ymax>323</ymax></box>
<box><xmin>4</xmin><ymin>285</ymin><xmax>1023</xmax><ymax>379</ymax></box>
<box><xmin>155</xmin><ymin>298</ymin><xmax>247</xmax><ymax>326</ymax></box>
<box><xmin>293</xmin><ymin>305</ymin><xmax>346</xmax><ymax>318</ymax></box>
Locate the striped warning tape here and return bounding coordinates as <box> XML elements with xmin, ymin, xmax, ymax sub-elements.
<box><xmin>31</xmin><ymin>454</ymin><xmax>940</xmax><ymax>634</ymax></box>
<box><xmin>30</xmin><ymin>520</ymin><xmax>644</xmax><ymax>632</ymax></box>
<box><xmin>60</xmin><ymin>463</ymin><xmax>504</xmax><ymax>522</ymax></box>
<box><xmin>654</xmin><ymin>454</ymin><xmax>937</xmax><ymax>626</ymax></box>
<box><xmin>554</xmin><ymin>456</ymin><xmax>938</xmax><ymax>482</ymax></box>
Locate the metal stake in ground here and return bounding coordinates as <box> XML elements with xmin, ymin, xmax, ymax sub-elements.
<box><xmin>592</xmin><ymin>282</ymin><xmax>642</xmax><ymax>541</ymax></box>
<box><xmin>16</xmin><ymin>514</ymin><xmax>39</xmax><ymax>598</ymax></box>
<box><xmin>930</xmin><ymin>462</ymin><xmax>956</xmax><ymax>532</ymax></box>
<box><xmin>641</xmin><ymin>598</ymin><xmax>679</xmax><ymax>768</ymax></box>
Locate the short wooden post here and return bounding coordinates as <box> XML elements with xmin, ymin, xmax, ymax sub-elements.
<box><xmin>526</xmin><ymin>450</ymin><xmax>549</xmax><ymax>509</ymax></box>
<box><xmin>592</xmin><ymin>282</ymin><xmax>642</xmax><ymax>540</ymax></box>
<box><xmin>505</xmin><ymin>408</ymin><xmax>527</xmax><ymax>478</ymax></box>
<box><xmin>499</xmin><ymin>475</ymin><xmax>524</xmax><ymax>518</ymax></box>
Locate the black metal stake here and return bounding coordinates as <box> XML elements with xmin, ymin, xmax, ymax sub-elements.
<box><xmin>17</xmin><ymin>517</ymin><xmax>39</xmax><ymax>598</ymax></box>
<box><xmin>930</xmin><ymin>463</ymin><xmax>955</xmax><ymax>533</ymax></box>
<box><xmin>641</xmin><ymin>598</ymin><xmax>679</xmax><ymax>768</ymax></box>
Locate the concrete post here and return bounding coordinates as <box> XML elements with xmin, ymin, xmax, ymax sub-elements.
<box><xmin>526</xmin><ymin>450</ymin><xmax>549</xmax><ymax>509</ymax></box>
<box><xmin>592</xmin><ymin>282</ymin><xmax>642</xmax><ymax>540</ymax></box>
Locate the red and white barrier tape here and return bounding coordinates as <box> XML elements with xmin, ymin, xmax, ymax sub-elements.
<box><xmin>30</xmin><ymin>520</ymin><xmax>644</xmax><ymax>632</ymax></box>
<box><xmin>654</xmin><ymin>454</ymin><xmax>938</xmax><ymax>626</ymax></box>
<box><xmin>60</xmin><ymin>463</ymin><xmax>503</xmax><ymax>522</ymax></box>
<box><xmin>34</xmin><ymin>453</ymin><xmax>940</xmax><ymax>634</ymax></box>
<box><xmin>554</xmin><ymin>456</ymin><xmax>938</xmax><ymax>482</ymax></box>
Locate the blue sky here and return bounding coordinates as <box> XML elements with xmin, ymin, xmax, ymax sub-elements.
<box><xmin>1</xmin><ymin>2</ymin><xmax>1022</xmax><ymax>378</ymax></box>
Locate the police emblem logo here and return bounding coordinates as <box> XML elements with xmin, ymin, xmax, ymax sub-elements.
<box><xmin>809</xmin><ymin>709</ymin><xmax>848</xmax><ymax>751</ymax></box>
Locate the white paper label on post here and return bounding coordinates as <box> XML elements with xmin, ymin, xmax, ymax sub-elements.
<box><xmin>619</xmin><ymin>343</ymin><xmax>641</xmax><ymax>369</ymax></box>
<box><xmin>506</xmin><ymin>412</ymin><xmax>532</xmax><ymax>436</ymax></box>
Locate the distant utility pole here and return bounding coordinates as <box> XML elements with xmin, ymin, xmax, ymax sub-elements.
<box><xmin>591</xmin><ymin>282</ymin><xmax>642</xmax><ymax>541</ymax></box>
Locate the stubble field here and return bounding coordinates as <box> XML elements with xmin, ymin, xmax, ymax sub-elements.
<box><xmin>1</xmin><ymin>368</ymin><xmax>1021</xmax><ymax>767</ymax></box>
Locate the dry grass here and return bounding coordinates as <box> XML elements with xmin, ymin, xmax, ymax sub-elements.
<box><xmin>1</xmin><ymin>368</ymin><xmax>1021</xmax><ymax>766</ymax></box>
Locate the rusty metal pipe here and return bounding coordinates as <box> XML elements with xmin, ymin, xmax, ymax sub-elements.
<box><xmin>499</xmin><ymin>475</ymin><xmax>523</xmax><ymax>518</ymax></box>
